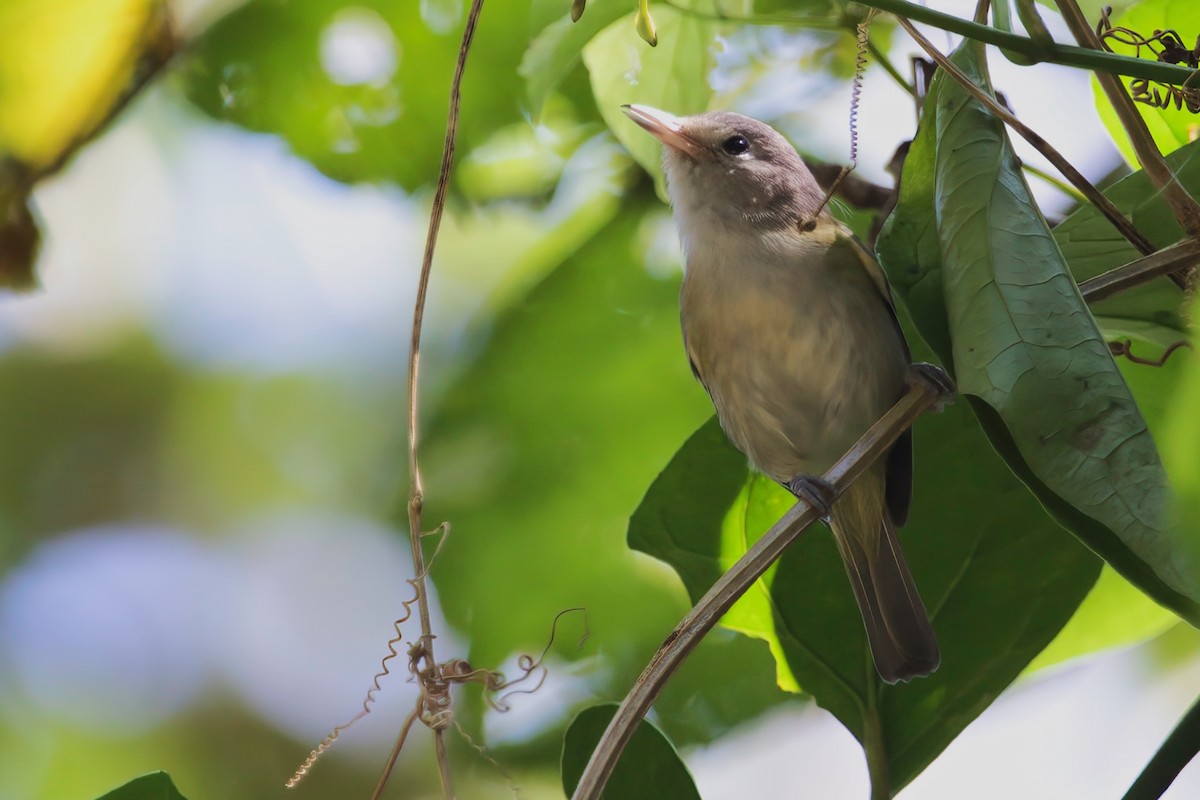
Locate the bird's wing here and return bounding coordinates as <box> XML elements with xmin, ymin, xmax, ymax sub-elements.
<box><xmin>828</xmin><ymin>220</ymin><xmax>915</xmax><ymax>527</ymax></box>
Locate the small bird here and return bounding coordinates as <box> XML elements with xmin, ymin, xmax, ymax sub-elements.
<box><xmin>622</xmin><ymin>104</ymin><xmax>940</xmax><ymax>683</ymax></box>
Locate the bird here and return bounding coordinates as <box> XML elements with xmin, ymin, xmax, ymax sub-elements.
<box><xmin>622</xmin><ymin>104</ymin><xmax>941</xmax><ymax>683</ymax></box>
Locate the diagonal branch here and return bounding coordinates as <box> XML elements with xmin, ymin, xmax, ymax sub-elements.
<box><xmin>569</xmin><ymin>379</ymin><xmax>946</xmax><ymax>800</ymax></box>
<box><xmin>1079</xmin><ymin>238</ymin><xmax>1200</xmax><ymax>302</ymax></box>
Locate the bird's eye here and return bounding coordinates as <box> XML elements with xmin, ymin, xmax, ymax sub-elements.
<box><xmin>721</xmin><ymin>135</ymin><xmax>750</xmax><ymax>156</ymax></box>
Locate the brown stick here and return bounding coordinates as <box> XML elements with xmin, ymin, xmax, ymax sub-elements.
<box><xmin>1079</xmin><ymin>238</ymin><xmax>1200</xmax><ymax>301</ymax></box>
<box><xmin>569</xmin><ymin>380</ymin><xmax>945</xmax><ymax>800</ymax></box>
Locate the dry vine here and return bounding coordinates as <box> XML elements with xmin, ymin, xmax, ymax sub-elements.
<box><xmin>1096</xmin><ymin>6</ymin><xmax>1200</xmax><ymax>114</ymax></box>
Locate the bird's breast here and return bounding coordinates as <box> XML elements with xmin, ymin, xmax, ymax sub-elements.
<box><xmin>679</xmin><ymin>231</ymin><xmax>906</xmax><ymax>482</ymax></box>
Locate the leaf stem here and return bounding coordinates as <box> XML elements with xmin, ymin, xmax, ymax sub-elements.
<box><xmin>569</xmin><ymin>381</ymin><xmax>947</xmax><ymax>800</ymax></box>
<box><xmin>860</xmin><ymin>0</ymin><xmax>1195</xmax><ymax>85</ymax></box>
<box><xmin>863</xmin><ymin>689</ymin><xmax>890</xmax><ymax>800</ymax></box>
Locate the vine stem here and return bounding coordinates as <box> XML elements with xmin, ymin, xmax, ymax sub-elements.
<box><xmin>569</xmin><ymin>379</ymin><xmax>947</xmax><ymax>800</ymax></box>
<box><xmin>860</xmin><ymin>0</ymin><xmax>1195</xmax><ymax>85</ymax></box>
<box><xmin>401</xmin><ymin>0</ymin><xmax>486</xmax><ymax>796</ymax></box>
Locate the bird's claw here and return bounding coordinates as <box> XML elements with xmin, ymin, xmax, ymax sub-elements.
<box><xmin>786</xmin><ymin>474</ymin><xmax>837</xmax><ymax>522</ymax></box>
<box><xmin>906</xmin><ymin>362</ymin><xmax>956</xmax><ymax>413</ymax></box>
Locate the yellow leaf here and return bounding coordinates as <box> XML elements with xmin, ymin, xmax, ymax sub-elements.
<box><xmin>0</xmin><ymin>0</ymin><xmax>167</xmax><ymax>169</ymax></box>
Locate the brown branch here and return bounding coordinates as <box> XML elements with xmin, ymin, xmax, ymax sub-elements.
<box><xmin>1054</xmin><ymin>1</ymin><xmax>1200</xmax><ymax>244</ymax></box>
<box><xmin>893</xmin><ymin>15</ymin><xmax>1159</xmax><ymax>261</ymax></box>
<box><xmin>1078</xmin><ymin>238</ymin><xmax>1200</xmax><ymax>301</ymax></box>
<box><xmin>569</xmin><ymin>379</ymin><xmax>946</xmax><ymax>800</ymax></box>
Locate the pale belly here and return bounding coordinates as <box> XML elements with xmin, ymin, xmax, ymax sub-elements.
<box><xmin>681</xmin><ymin>252</ymin><xmax>907</xmax><ymax>483</ymax></box>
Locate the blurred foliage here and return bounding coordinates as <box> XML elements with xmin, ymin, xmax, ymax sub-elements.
<box><xmin>183</xmin><ymin>0</ymin><xmax>540</xmax><ymax>189</ymax></box>
<box><xmin>1</xmin><ymin>0</ymin><xmax>1199</xmax><ymax>799</ymax></box>
<box><xmin>0</xmin><ymin>0</ymin><xmax>171</xmax><ymax>288</ymax></box>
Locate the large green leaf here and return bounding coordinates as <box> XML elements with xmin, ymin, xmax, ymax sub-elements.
<box><xmin>96</xmin><ymin>772</ymin><xmax>187</xmax><ymax>800</ymax></box>
<box><xmin>878</xmin><ymin>39</ymin><xmax>1199</xmax><ymax>625</ymax></box>
<box><xmin>561</xmin><ymin>704</ymin><xmax>700</xmax><ymax>799</ymax></box>
<box><xmin>182</xmin><ymin>0</ymin><xmax>532</xmax><ymax>189</ymax></box>
<box><xmin>629</xmin><ymin>415</ymin><xmax>801</xmax><ymax>692</ymax></box>
<box><xmin>629</xmin><ymin>307</ymin><xmax>1100</xmax><ymax>793</ymax></box>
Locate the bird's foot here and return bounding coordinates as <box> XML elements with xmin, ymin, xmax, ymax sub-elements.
<box><xmin>786</xmin><ymin>474</ymin><xmax>837</xmax><ymax>523</ymax></box>
<box><xmin>906</xmin><ymin>362</ymin><xmax>956</xmax><ymax>413</ymax></box>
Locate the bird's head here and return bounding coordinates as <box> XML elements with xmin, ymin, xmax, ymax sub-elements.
<box><xmin>621</xmin><ymin>104</ymin><xmax>825</xmax><ymax>232</ymax></box>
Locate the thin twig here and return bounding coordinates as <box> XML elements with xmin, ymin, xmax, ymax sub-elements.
<box><xmin>434</xmin><ymin>730</ymin><xmax>455</xmax><ymax>799</ymax></box>
<box><xmin>370</xmin><ymin>703</ymin><xmax>421</xmax><ymax>800</ymax></box>
<box><xmin>893</xmin><ymin>15</ymin><xmax>1159</xmax><ymax>261</ymax></box>
<box><xmin>1078</xmin><ymin>238</ymin><xmax>1200</xmax><ymax>301</ymax></box>
<box><xmin>1054</xmin><ymin>1</ymin><xmax>1200</xmax><ymax>245</ymax></box>
<box><xmin>398</xmin><ymin>0</ymin><xmax>485</xmax><ymax>795</ymax></box>
<box><xmin>569</xmin><ymin>380</ymin><xmax>946</xmax><ymax>800</ymax></box>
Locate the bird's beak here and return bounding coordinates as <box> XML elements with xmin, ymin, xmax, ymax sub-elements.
<box><xmin>621</xmin><ymin>104</ymin><xmax>708</xmax><ymax>160</ymax></box>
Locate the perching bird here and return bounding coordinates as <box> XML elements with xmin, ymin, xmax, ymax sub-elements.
<box><xmin>622</xmin><ymin>104</ymin><xmax>940</xmax><ymax>683</ymax></box>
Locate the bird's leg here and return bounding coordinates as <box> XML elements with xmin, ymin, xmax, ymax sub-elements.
<box><xmin>786</xmin><ymin>474</ymin><xmax>837</xmax><ymax>523</ymax></box>
<box><xmin>906</xmin><ymin>362</ymin><xmax>956</xmax><ymax>413</ymax></box>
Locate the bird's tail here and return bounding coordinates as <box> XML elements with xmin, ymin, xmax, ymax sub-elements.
<box><xmin>831</xmin><ymin>474</ymin><xmax>940</xmax><ymax>684</ymax></box>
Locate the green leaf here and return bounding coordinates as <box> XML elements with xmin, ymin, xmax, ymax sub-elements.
<box><xmin>561</xmin><ymin>704</ymin><xmax>700</xmax><ymax>800</ymax></box>
<box><xmin>879</xmin><ymin>39</ymin><xmax>1199</xmax><ymax>624</ymax></box>
<box><xmin>1163</xmin><ymin>295</ymin><xmax>1200</xmax><ymax>571</ymax></box>
<box><xmin>583</xmin><ymin>6</ymin><xmax>723</xmax><ymax>194</ymax></box>
<box><xmin>630</xmin><ymin>307</ymin><xmax>1100</xmax><ymax>791</ymax></box>
<box><xmin>629</xmin><ymin>416</ymin><xmax>801</xmax><ymax>692</ymax></box>
<box><xmin>182</xmin><ymin>0</ymin><xmax>532</xmax><ymax>189</ymax></box>
<box><xmin>1028</xmin><ymin>564</ymin><xmax>1177</xmax><ymax>672</ymax></box>
<box><xmin>1091</xmin><ymin>0</ymin><xmax>1200</xmax><ymax>166</ymax></box>
<box><xmin>96</xmin><ymin>772</ymin><xmax>188</xmax><ymax>800</ymax></box>
<box><xmin>522</xmin><ymin>0</ymin><xmax>632</xmax><ymax>119</ymax></box>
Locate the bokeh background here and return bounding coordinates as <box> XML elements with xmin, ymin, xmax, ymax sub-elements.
<box><xmin>1</xmin><ymin>0</ymin><xmax>1199</xmax><ymax>798</ymax></box>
